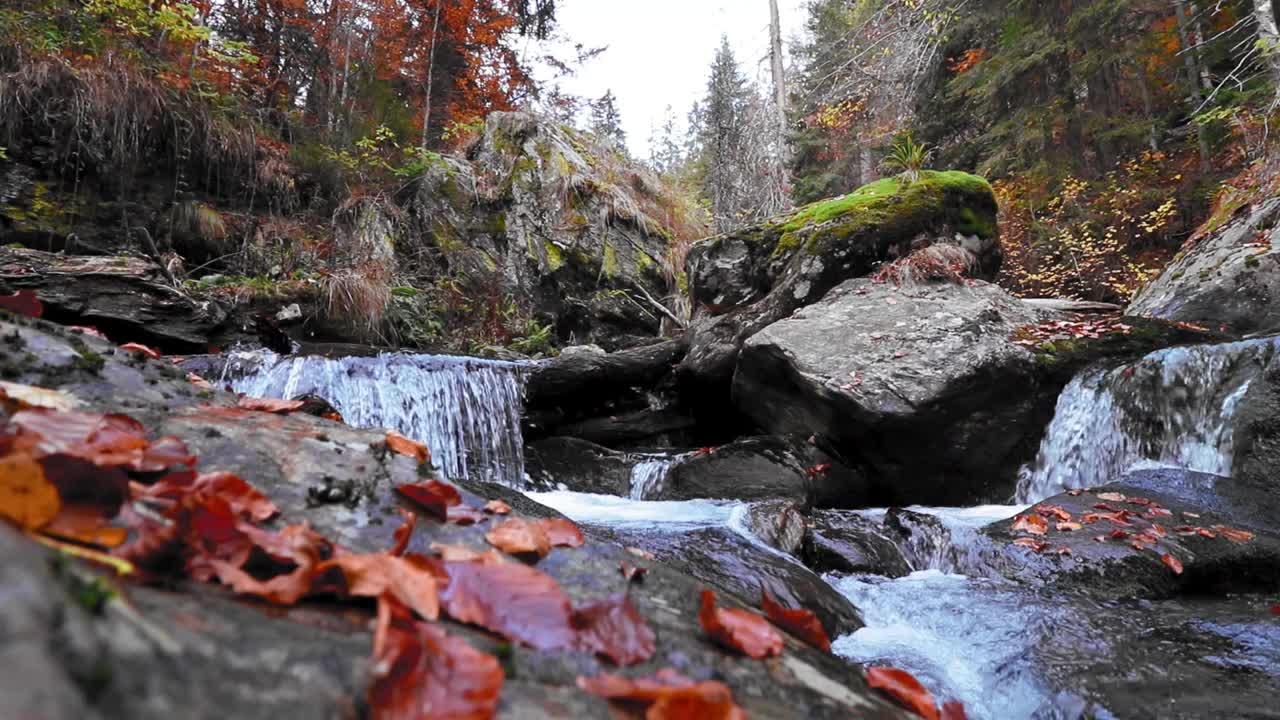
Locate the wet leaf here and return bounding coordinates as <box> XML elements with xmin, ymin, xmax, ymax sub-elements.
<box><xmin>1011</xmin><ymin>514</ymin><xmax>1048</xmax><ymax>536</ymax></box>
<box><xmin>485</xmin><ymin>518</ymin><xmax>551</xmax><ymax>559</ymax></box>
<box><xmin>430</xmin><ymin>543</ymin><xmax>496</xmax><ymax>563</ymax></box>
<box><xmin>446</xmin><ymin>505</ymin><xmax>489</xmax><ymax>526</ymax></box>
<box><xmin>6</xmin><ymin>409</ymin><xmax>195</xmax><ymax>477</ymax></box>
<box><xmin>865</xmin><ymin>666</ymin><xmax>940</xmax><ymax>720</ymax></box>
<box><xmin>1161</xmin><ymin>553</ymin><xmax>1184</xmax><ymax>575</ymax></box>
<box><xmin>1213</xmin><ymin>525</ymin><xmax>1254</xmax><ymax>543</ymax></box>
<box><xmin>0</xmin><ymin>382</ymin><xmax>81</xmax><ymax>411</ymax></box>
<box><xmin>0</xmin><ymin>289</ymin><xmax>43</xmax><ymax>318</ymax></box>
<box><xmin>236</xmin><ymin>396</ymin><xmax>306</xmax><ymax>414</ymax></box>
<box><xmin>1056</xmin><ymin>522</ymin><xmax>1083</xmax><ymax>532</ymax></box>
<box><xmin>395</xmin><ymin>480</ymin><xmax>462</xmax><ymax>521</ymax></box>
<box><xmin>483</xmin><ymin>499</ymin><xmax>511</xmax><ymax>515</ymax></box>
<box><xmin>186</xmin><ymin>373</ymin><xmax>214</xmax><ymax>390</ymax></box>
<box><xmin>313</xmin><ymin>553</ymin><xmax>440</xmax><ymax>621</ymax></box>
<box><xmin>539</xmin><ymin>517</ymin><xmax>585</xmax><ymax>548</ymax></box>
<box><xmin>67</xmin><ymin>326</ymin><xmax>108</xmax><ymax>340</ymax></box>
<box><xmin>1036</xmin><ymin>505</ymin><xmax>1072</xmax><ymax>521</ymax></box>
<box><xmin>42</xmin><ymin>505</ymin><xmax>128</xmax><ymax>548</ymax></box>
<box><xmin>761</xmin><ymin>590</ymin><xmax>831</xmax><ymax>652</ymax></box>
<box><xmin>0</xmin><ymin>454</ymin><xmax>61</xmax><ymax>530</ymax></box>
<box><xmin>1066</xmin><ymin>489</ymin><xmax>1084</xmax><ymax>497</ymax></box>
<box><xmin>576</xmin><ymin>670</ymin><xmax>746</xmax><ymax>720</ymax></box>
<box><xmin>698</xmin><ymin>589</ymin><xmax>783</xmax><ymax>659</ymax></box>
<box><xmin>619</xmin><ymin>562</ymin><xmax>647</xmax><ymax>583</ymax></box>
<box><xmin>1144</xmin><ymin>507</ymin><xmax>1173</xmax><ymax>519</ymax></box>
<box><xmin>941</xmin><ymin>699</ymin><xmax>970</xmax><ymax>720</ymax></box>
<box><xmin>1108</xmin><ymin>529</ymin><xmax>1131</xmax><ymax>540</ymax></box>
<box><xmin>572</xmin><ymin>592</ymin><xmax>657</xmax><ymax>665</ymax></box>
<box><xmin>119</xmin><ymin>342</ymin><xmax>161</xmax><ymax>359</ymax></box>
<box><xmin>390</xmin><ymin>510</ymin><xmax>416</xmax><ymax>556</ymax></box>
<box><xmin>369</xmin><ymin>595</ymin><xmax>502</xmax><ymax>720</ymax></box>
<box><xmin>385</xmin><ymin>431</ymin><xmax>430</xmax><ymax>464</ymax></box>
<box><xmin>1012</xmin><ymin>537</ymin><xmax>1049</xmax><ymax>552</ymax></box>
<box><xmin>1096</xmin><ymin>492</ymin><xmax>1127</xmax><ymax>502</ymax></box>
<box><xmin>436</xmin><ymin>555</ymin><xmax>577</xmax><ymax>651</ymax></box>
<box><xmin>141</xmin><ymin>471</ymin><xmax>278</xmax><ymax>523</ymax></box>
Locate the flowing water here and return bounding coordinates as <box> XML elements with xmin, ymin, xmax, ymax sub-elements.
<box><xmin>225</xmin><ymin>349</ymin><xmax>528</xmax><ymax>485</ymax></box>
<box><xmin>1016</xmin><ymin>336</ymin><xmax>1279</xmax><ymax>503</ymax></box>
<box><xmin>628</xmin><ymin>456</ymin><xmax>680</xmax><ymax>500</ymax></box>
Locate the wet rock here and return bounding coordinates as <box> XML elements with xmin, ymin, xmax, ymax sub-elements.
<box><xmin>740</xmin><ymin>500</ymin><xmax>808</xmax><ymax>556</ymax></box>
<box><xmin>523</xmin><ymin>437</ymin><xmax>633</xmax><ymax>495</ymax></box>
<box><xmin>0</xmin><ymin>247</ymin><xmax>228</xmax><ymax>352</ymax></box>
<box><xmin>1128</xmin><ymin>196</ymin><xmax>1280</xmax><ymax>335</ymax></box>
<box><xmin>981</xmin><ymin>484</ymin><xmax>1280</xmax><ymax>599</ymax></box>
<box><xmin>0</xmin><ymin>315</ymin><xmax>910</xmax><ymax>719</ymax></box>
<box><xmin>884</xmin><ymin>509</ymin><xmax>954</xmax><ymax>571</ymax></box>
<box><xmin>803</xmin><ymin>511</ymin><xmax>912</xmax><ymax>577</ymax></box>
<box><xmin>660</xmin><ymin>436</ymin><xmax>815</xmax><ymax>503</ymax></box>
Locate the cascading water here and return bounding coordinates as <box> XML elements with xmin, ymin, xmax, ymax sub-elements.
<box><xmin>628</xmin><ymin>456</ymin><xmax>679</xmax><ymax>500</ymax></box>
<box><xmin>1016</xmin><ymin>336</ymin><xmax>1280</xmax><ymax>503</ymax></box>
<box><xmin>226</xmin><ymin>349</ymin><xmax>527</xmax><ymax>486</ymax></box>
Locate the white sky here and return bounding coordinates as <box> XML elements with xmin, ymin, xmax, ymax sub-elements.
<box><xmin>531</xmin><ymin>0</ymin><xmax>810</xmax><ymax>158</ymax></box>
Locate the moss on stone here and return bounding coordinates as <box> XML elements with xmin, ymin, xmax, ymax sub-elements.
<box><xmin>602</xmin><ymin>243</ymin><xmax>620</xmax><ymax>278</ymax></box>
<box><xmin>545</xmin><ymin>241</ymin><xmax>565</xmax><ymax>271</ymax></box>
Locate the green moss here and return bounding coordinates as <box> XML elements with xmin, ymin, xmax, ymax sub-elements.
<box><xmin>479</xmin><ymin>250</ymin><xmax>498</xmax><ymax>272</ymax></box>
<box><xmin>1245</xmin><ymin>254</ymin><xmax>1261</xmax><ymax>268</ymax></box>
<box><xmin>772</xmin><ymin>231</ymin><xmax>800</xmax><ymax>259</ymax></box>
<box><xmin>545</xmin><ymin>241</ymin><xmax>565</xmax><ymax>271</ymax></box>
<box><xmin>602</xmin><ymin>243</ymin><xmax>620</xmax><ymax>278</ymax></box>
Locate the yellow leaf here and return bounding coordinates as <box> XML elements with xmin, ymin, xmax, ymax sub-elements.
<box><xmin>0</xmin><ymin>455</ymin><xmax>61</xmax><ymax>530</ymax></box>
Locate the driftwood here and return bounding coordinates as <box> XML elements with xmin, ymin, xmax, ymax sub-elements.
<box><xmin>0</xmin><ymin>247</ymin><xmax>227</xmax><ymax>351</ymax></box>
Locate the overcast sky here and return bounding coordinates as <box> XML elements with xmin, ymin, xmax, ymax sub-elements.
<box><xmin>531</xmin><ymin>0</ymin><xmax>810</xmax><ymax>158</ymax></box>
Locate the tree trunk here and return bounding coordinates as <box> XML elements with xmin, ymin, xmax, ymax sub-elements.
<box><xmin>768</xmin><ymin>0</ymin><xmax>790</xmax><ymax>164</ymax></box>
<box><xmin>421</xmin><ymin>0</ymin><xmax>444</xmax><ymax>148</ymax></box>
<box><xmin>1173</xmin><ymin>0</ymin><xmax>1212</xmax><ymax>174</ymax></box>
<box><xmin>1255</xmin><ymin>0</ymin><xmax>1280</xmax><ymax>101</ymax></box>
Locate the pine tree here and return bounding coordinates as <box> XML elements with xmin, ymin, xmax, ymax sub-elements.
<box><xmin>648</xmin><ymin>105</ymin><xmax>684</xmax><ymax>174</ymax></box>
<box><xmin>589</xmin><ymin>90</ymin><xmax>627</xmax><ymax>151</ymax></box>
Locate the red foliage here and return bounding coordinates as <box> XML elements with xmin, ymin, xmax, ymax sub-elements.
<box><xmin>698</xmin><ymin>589</ymin><xmax>783</xmax><ymax>659</ymax></box>
<box><xmin>119</xmin><ymin>342</ymin><xmax>162</xmax><ymax>359</ymax></box>
<box><xmin>1161</xmin><ymin>553</ymin><xmax>1184</xmax><ymax>575</ymax></box>
<box><xmin>539</xmin><ymin>517</ymin><xmax>585</xmax><ymax>548</ymax></box>
<box><xmin>390</xmin><ymin>510</ymin><xmax>416</xmax><ymax>556</ymax></box>
<box><xmin>572</xmin><ymin>592</ymin><xmax>657</xmax><ymax>666</ymax></box>
<box><xmin>139</xmin><ymin>471</ymin><xmax>279</xmax><ymax>522</ymax></box>
<box><xmin>434</xmin><ymin>555</ymin><xmax>576</xmax><ymax>651</ymax></box>
<box><xmin>485</xmin><ymin>517</ymin><xmax>551</xmax><ymax>559</ymax></box>
<box><xmin>395</xmin><ymin>480</ymin><xmax>462</xmax><ymax>521</ymax></box>
<box><xmin>761</xmin><ymin>590</ymin><xmax>831</xmax><ymax>652</ymax></box>
<box><xmin>386</xmin><ymin>431</ymin><xmax>432</xmax><ymax>465</ymax></box>
<box><xmin>866</xmin><ymin>666</ymin><xmax>940</xmax><ymax>720</ymax></box>
<box><xmin>577</xmin><ymin>669</ymin><xmax>746</xmax><ymax>720</ymax></box>
<box><xmin>0</xmin><ymin>289</ymin><xmax>43</xmax><ymax>318</ymax></box>
<box><xmin>369</xmin><ymin>595</ymin><xmax>502</xmax><ymax>720</ymax></box>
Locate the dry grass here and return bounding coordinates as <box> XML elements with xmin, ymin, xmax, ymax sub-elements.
<box><xmin>872</xmin><ymin>243</ymin><xmax>977</xmax><ymax>286</ymax></box>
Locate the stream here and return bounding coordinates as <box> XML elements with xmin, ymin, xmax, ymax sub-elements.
<box><xmin>227</xmin><ymin>337</ymin><xmax>1280</xmax><ymax>719</ymax></box>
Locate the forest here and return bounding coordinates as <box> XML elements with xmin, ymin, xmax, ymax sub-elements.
<box><xmin>3</xmin><ymin>1</ymin><xmax>1280</xmax><ymax>719</ymax></box>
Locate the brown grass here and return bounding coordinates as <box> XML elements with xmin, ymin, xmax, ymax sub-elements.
<box><xmin>872</xmin><ymin>244</ymin><xmax>977</xmax><ymax>286</ymax></box>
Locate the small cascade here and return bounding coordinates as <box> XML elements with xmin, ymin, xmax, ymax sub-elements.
<box><xmin>1016</xmin><ymin>337</ymin><xmax>1280</xmax><ymax>503</ymax></box>
<box><xmin>628</xmin><ymin>457</ymin><xmax>678</xmax><ymax>500</ymax></box>
<box><xmin>226</xmin><ymin>349</ymin><xmax>528</xmax><ymax>486</ymax></box>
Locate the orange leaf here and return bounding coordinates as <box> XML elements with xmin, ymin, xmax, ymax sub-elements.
<box><xmin>435</xmin><ymin>556</ymin><xmax>577</xmax><ymax>651</ymax></box>
<box><xmin>142</xmin><ymin>471</ymin><xmax>278</xmax><ymax>523</ymax></box>
<box><xmin>1011</xmin><ymin>514</ymin><xmax>1048</xmax><ymax>536</ymax></box>
<box><xmin>483</xmin><ymin>499</ymin><xmax>511</xmax><ymax>515</ymax></box>
<box><xmin>539</xmin><ymin>517</ymin><xmax>585</xmax><ymax>548</ymax></box>
<box><xmin>572</xmin><ymin>592</ymin><xmax>657</xmax><ymax>665</ymax></box>
<box><xmin>866</xmin><ymin>666</ymin><xmax>940</xmax><ymax>720</ymax></box>
<box><xmin>313</xmin><ymin>553</ymin><xmax>440</xmax><ymax>621</ymax></box>
<box><xmin>385</xmin><ymin>431</ymin><xmax>431</xmax><ymax>464</ymax></box>
<box><xmin>698</xmin><ymin>589</ymin><xmax>783</xmax><ymax>659</ymax></box>
<box><xmin>0</xmin><ymin>454</ymin><xmax>61</xmax><ymax>530</ymax></box>
<box><xmin>41</xmin><ymin>505</ymin><xmax>128</xmax><ymax>548</ymax></box>
<box><xmin>447</xmin><ymin>505</ymin><xmax>489</xmax><ymax>526</ymax></box>
<box><xmin>1212</xmin><ymin>525</ymin><xmax>1255</xmax><ymax>543</ymax></box>
<box><xmin>119</xmin><ymin>342</ymin><xmax>161</xmax><ymax>359</ymax></box>
<box><xmin>236</xmin><ymin>396</ymin><xmax>306</xmax><ymax>414</ymax></box>
<box><xmin>761</xmin><ymin>590</ymin><xmax>831</xmax><ymax>652</ymax></box>
<box><xmin>0</xmin><ymin>289</ymin><xmax>43</xmax><ymax>318</ymax></box>
<box><xmin>485</xmin><ymin>518</ymin><xmax>552</xmax><ymax>559</ymax></box>
<box><xmin>1161</xmin><ymin>553</ymin><xmax>1184</xmax><ymax>575</ymax></box>
<box><xmin>186</xmin><ymin>373</ymin><xmax>214</xmax><ymax>390</ymax></box>
<box><xmin>369</xmin><ymin>595</ymin><xmax>502</xmax><ymax>720</ymax></box>
<box><xmin>390</xmin><ymin>510</ymin><xmax>416</xmax><ymax>556</ymax></box>
<box><xmin>68</xmin><ymin>326</ymin><xmax>107</xmax><ymax>340</ymax></box>
<box><xmin>577</xmin><ymin>669</ymin><xmax>746</xmax><ymax>720</ymax></box>
<box><xmin>395</xmin><ymin>480</ymin><xmax>462</xmax><ymax>521</ymax></box>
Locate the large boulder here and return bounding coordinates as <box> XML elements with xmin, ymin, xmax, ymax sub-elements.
<box><xmin>679</xmin><ymin>172</ymin><xmax>1001</xmax><ymax>396</ymax></box>
<box><xmin>1128</xmin><ymin>196</ymin><xmax>1280</xmax><ymax>335</ymax></box>
<box><xmin>411</xmin><ymin>112</ymin><xmax>687</xmax><ymax>350</ymax></box>
<box><xmin>0</xmin><ymin>314</ymin><xmax>910</xmax><ymax>720</ymax></box>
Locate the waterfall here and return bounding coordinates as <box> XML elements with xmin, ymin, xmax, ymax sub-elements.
<box><xmin>628</xmin><ymin>457</ymin><xmax>678</xmax><ymax>500</ymax></box>
<box><xmin>1016</xmin><ymin>337</ymin><xmax>1279</xmax><ymax>503</ymax></box>
<box><xmin>226</xmin><ymin>350</ymin><xmax>528</xmax><ymax>486</ymax></box>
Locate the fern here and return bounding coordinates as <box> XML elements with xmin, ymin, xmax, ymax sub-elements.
<box><xmin>882</xmin><ymin>133</ymin><xmax>932</xmax><ymax>183</ymax></box>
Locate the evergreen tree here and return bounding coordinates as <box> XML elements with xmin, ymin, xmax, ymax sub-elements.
<box><xmin>589</xmin><ymin>90</ymin><xmax>627</xmax><ymax>151</ymax></box>
<box><xmin>648</xmin><ymin>105</ymin><xmax>684</xmax><ymax>175</ymax></box>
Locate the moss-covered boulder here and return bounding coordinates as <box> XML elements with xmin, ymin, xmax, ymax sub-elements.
<box><xmin>686</xmin><ymin>171</ymin><xmax>1000</xmax><ymax>315</ymax></box>
<box><xmin>410</xmin><ymin>112</ymin><xmax>691</xmax><ymax>350</ymax></box>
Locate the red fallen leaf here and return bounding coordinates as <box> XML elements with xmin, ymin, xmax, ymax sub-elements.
<box><xmin>942</xmin><ymin>700</ymin><xmax>970</xmax><ymax>720</ymax></box>
<box><xmin>1131</xmin><ymin>540</ymin><xmax>1152</xmax><ymax>551</ymax></box>
<box><xmin>0</xmin><ymin>454</ymin><xmax>61</xmax><ymax>530</ymax></box>
<box><xmin>141</xmin><ymin>471</ymin><xmax>278</xmax><ymax>523</ymax></box>
<box><xmin>0</xmin><ymin>289</ymin><xmax>43</xmax><ymax>318</ymax></box>
<box><xmin>866</xmin><ymin>666</ymin><xmax>940</xmax><ymax>720</ymax></box>
<box><xmin>1104</xmin><ymin>512</ymin><xmax>1133</xmax><ymax>527</ymax></box>
<box><xmin>539</xmin><ymin>517</ymin><xmax>585</xmax><ymax>548</ymax></box>
<box><xmin>1271</xmin><ymin>604</ymin><xmax>1280</xmax><ymax>616</ymax></box>
<box><xmin>395</xmin><ymin>480</ymin><xmax>462</xmax><ymax>521</ymax></box>
<box><xmin>1126</xmin><ymin>497</ymin><xmax>1158</xmax><ymax>507</ymax></box>
<box><xmin>1011</xmin><ymin>514</ymin><xmax>1048</xmax><ymax>536</ymax></box>
<box><xmin>1148</xmin><ymin>524</ymin><xmax>1167</xmax><ymax>538</ymax></box>
<box><xmin>312</xmin><ymin>553</ymin><xmax>440</xmax><ymax>621</ymax></box>
<box><xmin>430</xmin><ymin>543</ymin><xmax>498</xmax><ymax>563</ymax></box>
<box><xmin>1036</xmin><ymin>505</ymin><xmax>1072</xmax><ymax>521</ymax></box>
<box><xmin>1182</xmin><ymin>511</ymin><xmax>1201</xmax><ymax>519</ymax></box>
<box><xmin>577</xmin><ymin>669</ymin><xmax>746</xmax><ymax>720</ymax></box>
<box><xmin>699</xmin><ymin>589</ymin><xmax>783</xmax><ymax>659</ymax></box>
<box><xmin>485</xmin><ymin>518</ymin><xmax>552</xmax><ymax>559</ymax></box>
<box><xmin>390</xmin><ymin>510</ymin><xmax>416</xmax><ymax>556</ymax></box>
<box><xmin>68</xmin><ymin>326</ymin><xmax>108</xmax><ymax>340</ymax></box>
<box><xmin>41</xmin><ymin>505</ymin><xmax>129</xmax><ymax>548</ymax></box>
<box><xmin>446</xmin><ymin>505</ymin><xmax>489</xmax><ymax>526</ymax></box>
<box><xmin>186</xmin><ymin>373</ymin><xmax>214</xmax><ymax>390</ymax></box>
<box><xmin>119</xmin><ymin>342</ymin><xmax>161</xmax><ymax>359</ymax></box>
<box><xmin>1012</xmin><ymin>537</ymin><xmax>1048</xmax><ymax>552</ymax></box>
<box><xmin>620</xmin><ymin>562</ymin><xmax>648</xmax><ymax>583</ymax></box>
<box><xmin>1144</xmin><ymin>507</ymin><xmax>1173</xmax><ymax>519</ymax></box>
<box><xmin>1066</xmin><ymin>489</ymin><xmax>1085</xmax><ymax>496</ymax></box>
<box><xmin>761</xmin><ymin>590</ymin><xmax>831</xmax><ymax>652</ymax></box>
<box><xmin>1092</xmin><ymin>502</ymin><xmax>1119</xmax><ymax>511</ymax></box>
<box><xmin>236</xmin><ymin>396</ymin><xmax>305</xmax><ymax>414</ymax></box>
<box><xmin>1161</xmin><ymin>553</ymin><xmax>1184</xmax><ymax>575</ymax></box>
<box><xmin>626</xmin><ymin>546</ymin><xmax>656</xmax><ymax>561</ymax></box>
<box><xmin>7</xmin><ymin>410</ymin><xmax>195</xmax><ymax>474</ymax></box>
<box><xmin>369</xmin><ymin>594</ymin><xmax>502</xmax><ymax>720</ymax></box>
<box><xmin>434</xmin><ymin>555</ymin><xmax>577</xmax><ymax>651</ymax></box>
<box><xmin>1056</xmin><ymin>521</ymin><xmax>1083</xmax><ymax>532</ymax></box>
<box><xmin>1080</xmin><ymin>513</ymin><xmax>1105</xmax><ymax>524</ymax></box>
<box><xmin>1213</xmin><ymin>525</ymin><xmax>1255</xmax><ymax>543</ymax></box>
<box><xmin>572</xmin><ymin>592</ymin><xmax>657</xmax><ymax>665</ymax></box>
<box><xmin>483</xmin><ymin>499</ymin><xmax>511</xmax><ymax>515</ymax></box>
<box><xmin>1096</xmin><ymin>492</ymin><xmax>1127</xmax><ymax>502</ymax></box>
<box><xmin>1108</xmin><ymin>529</ymin><xmax>1131</xmax><ymax>540</ymax></box>
<box><xmin>385</xmin><ymin>431</ymin><xmax>431</xmax><ymax>464</ymax></box>
<box><xmin>805</xmin><ymin>463</ymin><xmax>832</xmax><ymax>479</ymax></box>
<box><xmin>691</xmin><ymin>446</ymin><xmax>718</xmax><ymax>457</ymax></box>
